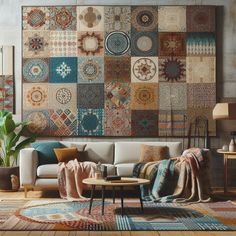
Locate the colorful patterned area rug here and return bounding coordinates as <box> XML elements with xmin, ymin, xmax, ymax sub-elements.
<box><xmin>1</xmin><ymin>199</ymin><xmax>236</xmax><ymax>231</ymax></box>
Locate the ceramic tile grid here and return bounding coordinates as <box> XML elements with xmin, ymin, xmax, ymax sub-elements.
<box><xmin>22</xmin><ymin>5</ymin><xmax>216</xmax><ymax>137</ymax></box>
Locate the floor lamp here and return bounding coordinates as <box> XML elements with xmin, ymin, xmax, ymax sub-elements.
<box><xmin>213</xmin><ymin>103</ymin><xmax>236</xmax><ymax>152</ymax></box>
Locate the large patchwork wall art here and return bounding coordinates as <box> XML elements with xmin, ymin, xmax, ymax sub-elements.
<box><xmin>22</xmin><ymin>5</ymin><xmax>216</xmax><ymax>137</ymax></box>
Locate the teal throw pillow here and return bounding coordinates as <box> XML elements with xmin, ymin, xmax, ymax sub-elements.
<box><xmin>32</xmin><ymin>141</ymin><xmax>65</xmax><ymax>166</ymax></box>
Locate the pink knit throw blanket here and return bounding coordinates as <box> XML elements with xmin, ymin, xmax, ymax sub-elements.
<box><xmin>58</xmin><ymin>159</ymin><xmax>96</xmax><ymax>200</ymax></box>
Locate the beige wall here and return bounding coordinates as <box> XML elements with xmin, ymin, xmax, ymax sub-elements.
<box><xmin>0</xmin><ymin>0</ymin><xmax>236</xmax><ymax>186</ymax></box>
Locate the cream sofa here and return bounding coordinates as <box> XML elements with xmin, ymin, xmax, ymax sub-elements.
<box><xmin>19</xmin><ymin>141</ymin><xmax>182</xmax><ymax>197</ymax></box>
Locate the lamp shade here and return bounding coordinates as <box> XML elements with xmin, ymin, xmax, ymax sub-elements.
<box><xmin>212</xmin><ymin>103</ymin><xmax>236</xmax><ymax>120</ymax></box>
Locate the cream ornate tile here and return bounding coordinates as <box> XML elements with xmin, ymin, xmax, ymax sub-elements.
<box><xmin>23</xmin><ymin>7</ymin><xmax>50</xmax><ymax>30</ymax></box>
<box><xmin>50</xmin><ymin>31</ymin><xmax>77</xmax><ymax>57</ymax></box>
<box><xmin>77</xmin><ymin>6</ymin><xmax>104</xmax><ymax>31</ymax></box>
<box><xmin>186</xmin><ymin>56</ymin><xmax>215</xmax><ymax>83</ymax></box>
<box><xmin>23</xmin><ymin>83</ymin><xmax>49</xmax><ymax>110</ymax></box>
<box><xmin>48</xmin><ymin>84</ymin><xmax>77</xmax><ymax>112</ymax></box>
<box><xmin>131</xmin><ymin>57</ymin><xmax>158</xmax><ymax>83</ymax></box>
<box><xmin>23</xmin><ymin>31</ymin><xmax>50</xmax><ymax>58</ymax></box>
<box><xmin>158</xmin><ymin>6</ymin><xmax>186</xmax><ymax>32</ymax></box>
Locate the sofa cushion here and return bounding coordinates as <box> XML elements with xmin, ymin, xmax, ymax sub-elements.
<box><xmin>114</xmin><ymin>142</ymin><xmax>182</xmax><ymax>165</ymax></box>
<box><xmin>61</xmin><ymin>142</ymin><xmax>114</xmax><ymax>164</ymax></box>
<box><xmin>37</xmin><ymin>164</ymin><xmax>58</xmax><ymax>178</ymax></box>
<box><xmin>101</xmin><ymin>164</ymin><xmax>116</xmax><ymax>176</ymax></box>
<box><xmin>140</xmin><ymin>145</ymin><xmax>169</xmax><ymax>162</ymax></box>
<box><xmin>54</xmin><ymin>147</ymin><xmax>79</xmax><ymax>163</ymax></box>
<box><xmin>115</xmin><ymin>163</ymin><xmax>136</xmax><ymax>177</ymax></box>
<box><xmin>32</xmin><ymin>141</ymin><xmax>65</xmax><ymax>166</ymax></box>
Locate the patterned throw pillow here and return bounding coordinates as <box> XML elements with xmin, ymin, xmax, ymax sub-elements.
<box><xmin>139</xmin><ymin>145</ymin><xmax>169</xmax><ymax>162</ymax></box>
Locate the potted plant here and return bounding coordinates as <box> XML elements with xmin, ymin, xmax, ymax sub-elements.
<box><xmin>0</xmin><ymin>110</ymin><xmax>35</xmax><ymax>191</ymax></box>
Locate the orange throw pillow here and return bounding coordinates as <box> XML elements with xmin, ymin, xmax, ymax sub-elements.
<box><xmin>54</xmin><ymin>147</ymin><xmax>79</xmax><ymax>163</ymax></box>
<box><xmin>140</xmin><ymin>145</ymin><xmax>169</xmax><ymax>162</ymax></box>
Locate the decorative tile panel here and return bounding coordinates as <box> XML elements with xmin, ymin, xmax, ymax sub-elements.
<box><xmin>22</xmin><ymin>5</ymin><xmax>217</xmax><ymax>137</ymax></box>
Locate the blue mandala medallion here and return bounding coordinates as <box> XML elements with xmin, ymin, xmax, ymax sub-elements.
<box><xmin>105</xmin><ymin>31</ymin><xmax>130</xmax><ymax>55</ymax></box>
<box><xmin>23</xmin><ymin>59</ymin><xmax>49</xmax><ymax>82</ymax></box>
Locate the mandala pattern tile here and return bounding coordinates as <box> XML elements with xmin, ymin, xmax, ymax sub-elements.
<box><xmin>104</xmin><ymin>6</ymin><xmax>131</xmax><ymax>32</ymax></box>
<box><xmin>187</xmin><ymin>6</ymin><xmax>215</xmax><ymax>32</ymax></box>
<box><xmin>131</xmin><ymin>110</ymin><xmax>158</xmax><ymax>136</ymax></box>
<box><xmin>23</xmin><ymin>58</ymin><xmax>49</xmax><ymax>83</ymax></box>
<box><xmin>78</xmin><ymin>109</ymin><xmax>104</xmax><ymax>136</ymax></box>
<box><xmin>105</xmin><ymin>31</ymin><xmax>130</xmax><ymax>56</ymax></box>
<box><xmin>49</xmin><ymin>6</ymin><xmax>76</xmax><ymax>31</ymax></box>
<box><xmin>77</xmin><ymin>6</ymin><xmax>104</xmax><ymax>31</ymax></box>
<box><xmin>78</xmin><ymin>31</ymin><xmax>104</xmax><ymax>56</ymax></box>
<box><xmin>186</xmin><ymin>57</ymin><xmax>215</xmax><ymax>83</ymax></box>
<box><xmin>49</xmin><ymin>84</ymin><xmax>77</xmax><ymax>111</ymax></box>
<box><xmin>131</xmin><ymin>83</ymin><xmax>158</xmax><ymax>110</ymax></box>
<box><xmin>159</xmin><ymin>110</ymin><xmax>187</xmax><ymax>136</ymax></box>
<box><xmin>78</xmin><ymin>84</ymin><xmax>104</xmax><ymax>109</ymax></box>
<box><xmin>22</xmin><ymin>7</ymin><xmax>50</xmax><ymax>30</ymax></box>
<box><xmin>49</xmin><ymin>57</ymin><xmax>77</xmax><ymax>83</ymax></box>
<box><xmin>131</xmin><ymin>6</ymin><xmax>158</xmax><ymax>32</ymax></box>
<box><xmin>105</xmin><ymin>109</ymin><xmax>131</xmax><ymax>136</ymax></box>
<box><xmin>50</xmin><ymin>109</ymin><xmax>77</xmax><ymax>136</ymax></box>
<box><xmin>78</xmin><ymin>57</ymin><xmax>104</xmax><ymax>83</ymax></box>
<box><xmin>159</xmin><ymin>57</ymin><xmax>186</xmax><ymax>82</ymax></box>
<box><xmin>105</xmin><ymin>82</ymin><xmax>131</xmax><ymax>109</ymax></box>
<box><xmin>131</xmin><ymin>30</ymin><xmax>158</xmax><ymax>56</ymax></box>
<box><xmin>187</xmin><ymin>33</ymin><xmax>215</xmax><ymax>56</ymax></box>
<box><xmin>23</xmin><ymin>84</ymin><xmax>49</xmax><ymax>109</ymax></box>
<box><xmin>159</xmin><ymin>33</ymin><xmax>186</xmax><ymax>56</ymax></box>
<box><xmin>23</xmin><ymin>31</ymin><xmax>50</xmax><ymax>58</ymax></box>
<box><xmin>131</xmin><ymin>57</ymin><xmax>158</xmax><ymax>83</ymax></box>
<box><xmin>50</xmin><ymin>31</ymin><xmax>77</xmax><ymax>57</ymax></box>
<box><xmin>105</xmin><ymin>57</ymin><xmax>130</xmax><ymax>82</ymax></box>
<box><xmin>187</xmin><ymin>107</ymin><xmax>216</xmax><ymax>136</ymax></box>
<box><xmin>159</xmin><ymin>83</ymin><xmax>187</xmax><ymax>110</ymax></box>
<box><xmin>158</xmin><ymin>6</ymin><xmax>186</xmax><ymax>32</ymax></box>
<box><xmin>187</xmin><ymin>83</ymin><xmax>216</xmax><ymax>108</ymax></box>
<box><xmin>23</xmin><ymin>110</ymin><xmax>50</xmax><ymax>135</ymax></box>
<box><xmin>0</xmin><ymin>76</ymin><xmax>14</xmax><ymax>112</ymax></box>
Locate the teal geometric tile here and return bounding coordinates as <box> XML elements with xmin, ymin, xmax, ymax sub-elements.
<box><xmin>49</xmin><ymin>57</ymin><xmax>77</xmax><ymax>83</ymax></box>
<box><xmin>78</xmin><ymin>109</ymin><xmax>104</xmax><ymax>136</ymax></box>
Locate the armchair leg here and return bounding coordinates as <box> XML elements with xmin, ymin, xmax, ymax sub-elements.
<box><xmin>24</xmin><ymin>186</ymin><xmax>28</xmax><ymax>198</ymax></box>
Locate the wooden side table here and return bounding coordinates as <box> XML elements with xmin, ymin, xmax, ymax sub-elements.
<box><xmin>217</xmin><ymin>149</ymin><xmax>236</xmax><ymax>193</ymax></box>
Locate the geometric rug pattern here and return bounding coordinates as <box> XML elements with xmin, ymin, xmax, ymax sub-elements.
<box><xmin>22</xmin><ymin>5</ymin><xmax>216</xmax><ymax>136</ymax></box>
<box><xmin>1</xmin><ymin>200</ymin><xmax>236</xmax><ymax>231</ymax></box>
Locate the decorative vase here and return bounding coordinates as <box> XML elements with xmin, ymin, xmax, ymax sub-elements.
<box><xmin>229</xmin><ymin>138</ymin><xmax>236</xmax><ymax>152</ymax></box>
<box><xmin>0</xmin><ymin>166</ymin><xmax>19</xmax><ymax>191</ymax></box>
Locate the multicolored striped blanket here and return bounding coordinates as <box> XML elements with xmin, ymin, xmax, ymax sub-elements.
<box><xmin>133</xmin><ymin>148</ymin><xmax>211</xmax><ymax>203</ymax></box>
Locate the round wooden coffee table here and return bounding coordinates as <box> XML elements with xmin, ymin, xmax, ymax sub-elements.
<box><xmin>83</xmin><ymin>177</ymin><xmax>150</xmax><ymax>216</ymax></box>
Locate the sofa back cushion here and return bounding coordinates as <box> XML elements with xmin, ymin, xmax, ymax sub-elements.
<box><xmin>114</xmin><ymin>142</ymin><xmax>182</xmax><ymax>165</ymax></box>
<box><xmin>60</xmin><ymin>141</ymin><xmax>114</xmax><ymax>164</ymax></box>
<box><xmin>32</xmin><ymin>141</ymin><xmax>65</xmax><ymax>166</ymax></box>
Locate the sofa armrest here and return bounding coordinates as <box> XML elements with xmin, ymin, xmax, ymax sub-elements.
<box><xmin>19</xmin><ymin>148</ymin><xmax>38</xmax><ymax>186</ymax></box>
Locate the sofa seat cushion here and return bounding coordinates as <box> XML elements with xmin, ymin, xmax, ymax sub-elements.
<box><xmin>115</xmin><ymin>163</ymin><xmax>136</xmax><ymax>177</ymax></box>
<box><xmin>37</xmin><ymin>163</ymin><xmax>116</xmax><ymax>178</ymax></box>
<box><xmin>37</xmin><ymin>164</ymin><xmax>58</xmax><ymax>178</ymax></box>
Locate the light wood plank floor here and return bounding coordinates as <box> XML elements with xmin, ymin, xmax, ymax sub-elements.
<box><xmin>0</xmin><ymin>190</ymin><xmax>236</xmax><ymax>236</ymax></box>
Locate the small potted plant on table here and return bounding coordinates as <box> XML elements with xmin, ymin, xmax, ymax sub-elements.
<box><xmin>0</xmin><ymin>110</ymin><xmax>35</xmax><ymax>191</ymax></box>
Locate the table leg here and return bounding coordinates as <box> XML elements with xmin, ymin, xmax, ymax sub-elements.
<box><xmin>138</xmin><ymin>186</ymin><xmax>144</xmax><ymax>212</ymax></box>
<box><xmin>120</xmin><ymin>186</ymin><xmax>124</xmax><ymax>216</ymax></box>
<box><xmin>102</xmin><ymin>186</ymin><xmax>105</xmax><ymax>215</ymax></box>
<box><xmin>112</xmin><ymin>186</ymin><xmax>115</xmax><ymax>204</ymax></box>
<box><xmin>224</xmin><ymin>155</ymin><xmax>228</xmax><ymax>194</ymax></box>
<box><xmin>89</xmin><ymin>185</ymin><xmax>95</xmax><ymax>215</ymax></box>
